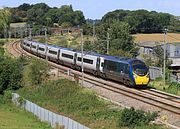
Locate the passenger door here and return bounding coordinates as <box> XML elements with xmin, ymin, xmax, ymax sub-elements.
<box><xmin>74</xmin><ymin>53</ymin><xmax>77</xmax><ymax>65</ymax></box>
<box><xmin>96</xmin><ymin>57</ymin><xmax>100</xmax><ymax>71</ymax></box>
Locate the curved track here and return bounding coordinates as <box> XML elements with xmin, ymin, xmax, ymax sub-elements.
<box><xmin>8</xmin><ymin>41</ymin><xmax>180</xmax><ymax>116</ymax></box>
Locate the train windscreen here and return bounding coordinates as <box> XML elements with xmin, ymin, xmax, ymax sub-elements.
<box><xmin>132</xmin><ymin>62</ymin><xmax>148</xmax><ymax>76</ymax></box>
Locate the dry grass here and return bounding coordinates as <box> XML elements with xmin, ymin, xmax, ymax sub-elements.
<box><xmin>133</xmin><ymin>33</ymin><xmax>180</xmax><ymax>43</ymax></box>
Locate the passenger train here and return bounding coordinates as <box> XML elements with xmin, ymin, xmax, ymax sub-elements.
<box><xmin>21</xmin><ymin>39</ymin><xmax>150</xmax><ymax>87</ymax></box>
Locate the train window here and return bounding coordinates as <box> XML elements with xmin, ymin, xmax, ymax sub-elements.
<box><xmin>78</xmin><ymin>57</ymin><xmax>93</xmax><ymax>64</ymax></box>
<box><xmin>62</xmin><ymin>53</ymin><xmax>73</xmax><ymax>59</ymax></box>
<box><xmin>49</xmin><ymin>50</ymin><xmax>57</xmax><ymax>55</ymax></box>
<box><xmin>124</xmin><ymin>64</ymin><xmax>130</xmax><ymax>74</ymax></box>
<box><xmin>39</xmin><ymin>47</ymin><xmax>45</xmax><ymax>51</ymax></box>
<box><xmin>117</xmin><ymin>63</ymin><xmax>124</xmax><ymax>73</ymax></box>
<box><xmin>101</xmin><ymin>62</ymin><xmax>104</xmax><ymax>67</ymax></box>
<box><xmin>31</xmin><ymin>45</ymin><xmax>36</xmax><ymax>49</ymax></box>
<box><xmin>105</xmin><ymin>60</ymin><xmax>117</xmax><ymax>71</ymax></box>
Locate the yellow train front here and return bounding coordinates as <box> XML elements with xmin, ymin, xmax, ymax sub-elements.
<box><xmin>130</xmin><ymin>59</ymin><xmax>150</xmax><ymax>87</ymax></box>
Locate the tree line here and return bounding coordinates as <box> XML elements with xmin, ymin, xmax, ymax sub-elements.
<box><xmin>9</xmin><ymin>3</ymin><xmax>85</xmax><ymax>27</ymax></box>
<box><xmin>101</xmin><ymin>9</ymin><xmax>180</xmax><ymax>33</ymax></box>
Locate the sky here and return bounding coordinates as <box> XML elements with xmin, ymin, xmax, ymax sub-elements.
<box><xmin>1</xmin><ymin>0</ymin><xmax>180</xmax><ymax>19</ymax></box>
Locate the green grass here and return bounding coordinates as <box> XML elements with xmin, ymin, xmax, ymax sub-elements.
<box><xmin>0</xmin><ymin>103</ymin><xmax>52</xmax><ymax>129</ymax></box>
<box><xmin>18</xmin><ymin>79</ymin><xmax>167</xmax><ymax>129</ymax></box>
<box><xmin>148</xmin><ymin>78</ymin><xmax>180</xmax><ymax>96</ymax></box>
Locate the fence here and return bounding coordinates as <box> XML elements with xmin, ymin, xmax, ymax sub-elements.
<box><xmin>12</xmin><ymin>93</ymin><xmax>90</xmax><ymax>129</ymax></box>
<box><xmin>149</xmin><ymin>66</ymin><xmax>162</xmax><ymax>80</ymax></box>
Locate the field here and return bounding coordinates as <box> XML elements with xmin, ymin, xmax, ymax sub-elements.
<box><xmin>0</xmin><ymin>104</ymin><xmax>52</xmax><ymax>129</ymax></box>
<box><xmin>133</xmin><ymin>33</ymin><xmax>180</xmax><ymax>43</ymax></box>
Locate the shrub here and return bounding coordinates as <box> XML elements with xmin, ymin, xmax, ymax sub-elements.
<box><xmin>22</xmin><ymin>58</ymin><xmax>50</xmax><ymax>85</ymax></box>
<box><xmin>17</xmin><ymin>96</ymin><xmax>26</xmax><ymax>107</ymax></box>
<box><xmin>165</xmin><ymin>82</ymin><xmax>180</xmax><ymax>95</ymax></box>
<box><xmin>0</xmin><ymin>57</ymin><xmax>23</xmax><ymax>93</ymax></box>
<box><xmin>118</xmin><ymin>107</ymin><xmax>158</xmax><ymax>128</ymax></box>
<box><xmin>3</xmin><ymin>90</ymin><xmax>12</xmax><ymax>103</ymax></box>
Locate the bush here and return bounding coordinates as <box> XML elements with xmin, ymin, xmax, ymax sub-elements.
<box><xmin>3</xmin><ymin>90</ymin><xmax>12</xmax><ymax>103</ymax></box>
<box><xmin>22</xmin><ymin>58</ymin><xmax>50</xmax><ymax>85</ymax></box>
<box><xmin>118</xmin><ymin>107</ymin><xmax>158</xmax><ymax>128</ymax></box>
<box><xmin>0</xmin><ymin>57</ymin><xmax>24</xmax><ymax>93</ymax></box>
<box><xmin>17</xmin><ymin>96</ymin><xmax>26</xmax><ymax>107</ymax></box>
<box><xmin>165</xmin><ymin>82</ymin><xmax>180</xmax><ymax>95</ymax></box>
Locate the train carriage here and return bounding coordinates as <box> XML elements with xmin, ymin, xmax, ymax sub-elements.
<box><xmin>59</xmin><ymin>48</ymin><xmax>76</xmax><ymax>68</ymax></box>
<box><xmin>22</xmin><ymin>40</ymin><xmax>31</xmax><ymax>52</ymax></box>
<box><xmin>37</xmin><ymin>43</ymin><xmax>47</xmax><ymax>59</ymax></box>
<box><xmin>30</xmin><ymin>41</ymin><xmax>38</xmax><ymax>55</ymax></box>
<box><xmin>46</xmin><ymin>45</ymin><xmax>61</xmax><ymax>63</ymax></box>
<box><xmin>76</xmin><ymin>52</ymin><xmax>100</xmax><ymax>75</ymax></box>
<box><xmin>102</xmin><ymin>56</ymin><xmax>132</xmax><ymax>85</ymax></box>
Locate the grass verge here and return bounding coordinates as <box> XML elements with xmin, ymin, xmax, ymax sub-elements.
<box><xmin>148</xmin><ymin>78</ymin><xmax>180</xmax><ymax>96</ymax></box>
<box><xmin>18</xmin><ymin>79</ymin><xmax>167</xmax><ymax>129</ymax></box>
<box><xmin>0</xmin><ymin>100</ymin><xmax>52</xmax><ymax>129</ymax></box>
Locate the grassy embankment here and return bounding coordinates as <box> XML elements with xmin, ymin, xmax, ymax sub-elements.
<box><xmin>18</xmin><ymin>79</ymin><xmax>167</xmax><ymax>129</ymax></box>
<box><xmin>0</xmin><ymin>98</ymin><xmax>52</xmax><ymax>129</ymax></box>
<box><xmin>0</xmin><ymin>38</ymin><xmax>52</xmax><ymax>129</ymax></box>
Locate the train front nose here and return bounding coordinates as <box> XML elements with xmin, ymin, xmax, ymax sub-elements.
<box><xmin>133</xmin><ymin>73</ymin><xmax>150</xmax><ymax>85</ymax></box>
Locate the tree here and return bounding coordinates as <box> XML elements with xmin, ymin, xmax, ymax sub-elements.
<box><xmin>94</xmin><ymin>21</ymin><xmax>137</xmax><ymax>56</ymax></box>
<box><xmin>0</xmin><ymin>57</ymin><xmax>23</xmax><ymax>93</ymax></box>
<box><xmin>27</xmin><ymin>3</ymin><xmax>50</xmax><ymax>24</ymax></box>
<box><xmin>153</xmin><ymin>45</ymin><xmax>172</xmax><ymax>67</ymax></box>
<box><xmin>0</xmin><ymin>8</ymin><xmax>11</xmax><ymax>38</ymax></box>
<box><xmin>101</xmin><ymin>9</ymin><xmax>174</xmax><ymax>33</ymax></box>
<box><xmin>22</xmin><ymin>58</ymin><xmax>50</xmax><ymax>85</ymax></box>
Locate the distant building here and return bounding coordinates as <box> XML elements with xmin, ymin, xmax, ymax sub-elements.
<box><xmin>138</xmin><ymin>41</ymin><xmax>160</xmax><ymax>57</ymax></box>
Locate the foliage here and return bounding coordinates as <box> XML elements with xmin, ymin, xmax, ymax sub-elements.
<box><xmin>165</xmin><ymin>82</ymin><xmax>180</xmax><ymax>95</ymax></box>
<box><xmin>148</xmin><ymin>78</ymin><xmax>180</xmax><ymax>96</ymax></box>
<box><xmin>118</xmin><ymin>107</ymin><xmax>158</xmax><ymax>128</ymax></box>
<box><xmin>0</xmin><ymin>57</ymin><xmax>24</xmax><ymax>93</ymax></box>
<box><xmin>0</xmin><ymin>47</ymin><xmax>4</xmax><ymax>56</ymax></box>
<box><xmin>22</xmin><ymin>58</ymin><xmax>50</xmax><ymax>86</ymax></box>
<box><xmin>18</xmin><ymin>79</ymin><xmax>122</xmax><ymax>128</ymax></box>
<box><xmin>102</xmin><ymin>9</ymin><xmax>175</xmax><ymax>33</ymax></box>
<box><xmin>153</xmin><ymin>44</ymin><xmax>172</xmax><ymax>67</ymax></box>
<box><xmin>87</xmin><ymin>21</ymin><xmax>137</xmax><ymax>56</ymax></box>
<box><xmin>27</xmin><ymin>3</ymin><xmax>50</xmax><ymax>25</ymax></box>
<box><xmin>18</xmin><ymin>79</ymin><xmax>165</xmax><ymax>129</ymax></box>
<box><xmin>10</xmin><ymin>3</ymin><xmax>85</xmax><ymax>27</ymax></box>
<box><xmin>17</xmin><ymin>96</ymin><xmax>26</xmax><ymax>107</ymax></box>
<box><xmin>109</xmin><ymin>49</ymin><xmax>133</xmax><ymax>58</ymax></box>
<box><xmin>3</xmin><ymin>90</ymin><xmax>12</xmax><ymax>103</ymax></box>
<box><xmin>0</xmin><ymin>8</ymin><xmax>11</xmax><ymax>38</ymax></box>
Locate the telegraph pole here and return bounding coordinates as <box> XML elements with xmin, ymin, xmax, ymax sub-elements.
<box><xmin>44</xmin><ymin>27</ymin><xmax>48</xmax><ymax>61</ymax></box>
<box><xmin>163</xmin><ymin>28</ymin><xmax>168</xmax><ymax>90</ymax></box>
<box><xmin>81</xmin><ymin>29</ymin><xmax>84</xmax><ymax>87</ymax></box>
<box><xmin>107</xmin><ymin>28</ymin><xmax>110</xmax><ymax>54</ymax></box>
<box><xmin>93</xmin><ymin>22</ymin><xmax>95</xmax><ymax>44</ymax></box>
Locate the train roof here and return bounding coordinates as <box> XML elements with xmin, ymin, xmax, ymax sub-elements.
<box><xmin>61</xmin><ymin>47</ymin><xmax>75</xmax><ymax>51</ymax></box>
<box><xmin>47</xmin><ymin>44</ymin><xmax>63</xmax><ymax>49</ymax></box>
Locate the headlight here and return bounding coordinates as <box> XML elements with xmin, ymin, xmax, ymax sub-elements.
<box><xmin>133</xmin><ymin>74</ymin><xmax>137</xmax><ymax>78</ymax></box>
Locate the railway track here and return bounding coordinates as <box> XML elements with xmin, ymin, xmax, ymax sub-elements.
<box><xmin>8</xmin><ymin>41</ymin><xmax>180</xmax><ymax>117</ymax></box>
